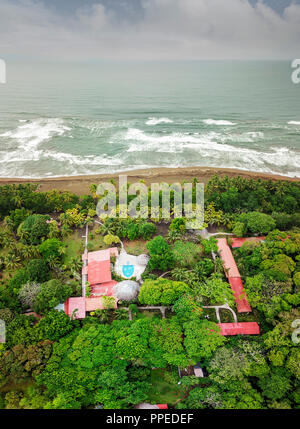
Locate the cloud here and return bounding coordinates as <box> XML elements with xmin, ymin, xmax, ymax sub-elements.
<box><xmin>0</xmin><ymin>0</ymin><xmax>300</xmax><ymax>60</ymax></box>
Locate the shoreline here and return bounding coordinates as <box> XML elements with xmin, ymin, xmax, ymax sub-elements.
<box><xmin>0</xmin><ymin>166</ymin><xmax>299</xmax><ymax>195</ymax></box>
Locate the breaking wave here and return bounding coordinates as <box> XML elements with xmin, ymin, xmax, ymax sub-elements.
<box><xmin>146</xmin><ymin>117</ymin><xmax>174</xmax><ymax>125</ymax></box>
<box><xmin>123</xmin><ymin>128</ymin><xmax>300</xmax><ymax>177</ymax></box>
<box><xmin>0</xmin><ymin>117</ymin><xmax>299</xmax><ymax>178</ymax></box>
<box><xmin>0</xmin><ymin>118</ymin><xmax>71</xmax><ymax>150</ymax></box>
<box><xmin>203</xmin><ymin>119</ymin><xmax>236</xmax><ymax>126</ymax></box>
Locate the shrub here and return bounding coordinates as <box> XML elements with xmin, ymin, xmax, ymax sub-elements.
<box><xmin>172</xmin><ymin>241</ymin><xmax>203</xmax><ymax>268</ymax></box>
<box><xmin>102</xmin><ymin>296</ymin><xmax>116</xmax><ymax>309</ymax></box>
<box><xmin>102</xmin><ymin>218</ymin><xmax>156</xmax><ymax>241</ymax></box>
<box><xmin>194</xmin><ymin>259</ymin><xmax>214</xmax><ymax>279</ymax></box>
<box><xmin>0</xmin><ymin>308</ymin><xmax>14</xmax><ymax>324</ymax></box>
<box><xmin>201</xmin><ymin>238</ymin><xmax>218</xmax><ymax>255</ymax></box>
<box><xmin>138</xmin><ymin>278</ymin><xmax>191</xmax><ymax>305</ymax></box>
<box><xmin>237</xmin><ymin>212</ymin><xmax>276</xmax><ymax>236</ymax></box>
<box><xmin>138</xmin><ymin>222</ymin><xmax>157</xmax><ymax>240</ymax></box>
<box><xmin>18</xmin><ymin>214</ymin><xmax>50</xmax><ymax>244</ymax></box>
<box><xmin>103</xmin><ymin>234</ymin><xmax>120</xmax><ymax>245</ymax></box>
<box><xmin>293</xmin><ymin>272</ymin><xmax>300</xmax><ymax>288</ymax></box>
<box><xmin>18</xmin><ymin>282</ymin><xmax>41</xmax><ymax>309</ymax></box>
<box><xmin>80</xmin><ymin>195</ymin><xmax>95</xmax><ymax>210</ymax></box>
<box><xmin>232</xmin><ymin>221</ymin><xmax>246</xmax><ymax>237</ymax></box>
<box><xmin>8</xmin><ymin>269</ymin><xmax>30</xmax><ymax>294</ymax></box>
<box><xmin>35</xmin><ymin>310</ymin><xmax>74</xmax><ymax>341</ymax></box>
<box><xmin>39</xmin><ymin>238</ymin><xmax>65</xmax><ymax>260</ymax></box>
<box><xmin>60</xmin><ymin>207</ymin><xmax>86</xmax><ymax>228</ymax></box>
<box><xmin>7</xmin><ymin>208</ymin><xmax>32</xmax><ymax>231</ymax></box>
<box><xmin>147</xmin><ymin>236</ymin><xmax>174</xmax><ymax>271</ymax></box>
<box><xmin>26</xmin><ymin>259</ymin><xmax>49</xmax><ymax>283</ymax></box>
<box><xmin>33</xmin><ymin>280</ymin><xmax>72</xmax><ymax>314</ymax></box>
<box><xmin>169</xmin><ymin>218</ymin><xmax>186</xmax><ymax>232</ymax></box>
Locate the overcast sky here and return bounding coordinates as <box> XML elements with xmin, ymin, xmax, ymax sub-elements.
<box><xmin>1</xmin><ymin>0</ymin><xmax>300</xmax><ymax>61</ymax></box>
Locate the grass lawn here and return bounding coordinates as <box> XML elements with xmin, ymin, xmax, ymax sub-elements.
<box><xmin>147</xmin><ymin>369</ymin><xmax>185</xmax><ymax>406</ymax></box>
<box><xmin>124</xmin><ymin>240</ymin><xmax>148</xmax><ymax>256</ymax></box>
<box><xmin>136</xmin><ymin>310</ymin><xmax>161</xmax><ymax>321</ymax></box>
<box><xmin>63</xmin><ymin>232</ymin><xmax>84</xmax><ymax>265</ymax></box>
<box><xmin>63</xmin><ymin>226</ymin><xmax>108</xmax><ymax>264</ymax></box>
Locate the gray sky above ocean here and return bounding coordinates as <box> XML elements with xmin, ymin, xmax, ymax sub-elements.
<box><xmin>1</xmin><ymin>0</ymin><xmax>300</xmax><ymax>60</ymax></box>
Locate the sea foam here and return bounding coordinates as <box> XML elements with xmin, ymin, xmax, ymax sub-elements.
<box><xmin>122</xmin><ymin>127</ymin><xmax>300</xmax><ymax>177</ymax></box>
<box><xmin>146</xmin><ymin>117</ymin><xmax>174</xmax><ymax>125</ymax></box>
<box><xmin>203</xmin><ymin>119</ymin><xmax>236</xmax><ymax>126</ymax></box>
<box><xmin>0</xmin><ymin>118</ymin><xmax>71</xmax><ymax>150</ymax></box>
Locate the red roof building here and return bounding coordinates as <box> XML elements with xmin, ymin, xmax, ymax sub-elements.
<box><xmin>63</xmin><ymin>247</ymin><xmax>119</xmax><ymax>319</ymax></box>
<box><xmin>228</xmin><ymin>277</ymin><xmax>252</xmax><ymax>313</ymax></box>
<box><xmin>85</xmin><ymin>248</ymin><xmax>119</xmax><ymax>297</ymax></box>
<box><xmin>231</xmin><ymin>237</ymin><xmax>266</xmax><ymax>248</ymax></box>
<box><xmin>88</xmin><ymin>260</ymin><xmax>112</xmax><ymax>285</ymax></box>
<box><xmin>217</xmin><ymin>238</ymin><xmax>241</xmax><ymax>278</ymax></box>
<box><xmin>90</xmin><ymin>280</ymin><xmax>118</xmax><ymax>297</ymax></box>
<box><xmin>217</xmin><ymin>238</ymin><xmax>252</xmax><ymax>313</ymax></box>
<box><xmin>64</xmin><ymin>297</ymin><xmax>86</xmax><ymax>320</ymax></box>
<box><xmin>218</xmin><ymin>322</ymin><xmax>260</xmax><ymax>336</ymax></box>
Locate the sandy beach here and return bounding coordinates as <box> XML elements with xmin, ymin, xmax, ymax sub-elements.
<box><xmin>0</xmin><ymin>166</ymin><xmax>299</xmax><ymax>196</ymax></box>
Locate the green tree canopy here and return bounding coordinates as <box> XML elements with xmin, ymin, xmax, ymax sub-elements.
<box><xmin>138</xmin><ymin>278</ymin><xmax>191</xmax><ymax>306</ymax></box>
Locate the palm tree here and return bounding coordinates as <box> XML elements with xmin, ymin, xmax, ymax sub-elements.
<box><xmin>47</xmin><ymin>255</ymin><xmax>60</xmax><ymax>270</ymax></box>
<box><xmin>89</xmin><ymin>184</ymin><xmax>98</xmax><ymax>199</ymax></box>
<box><xmin>166</xmin><ymin>230</ymin><xmax>184</xmax><ymax>244</ymax></box>
<box><xmin>12</xmin><ymin>193</ymin><xmax>23</xmax><ymax>208</ymax></box>
<box><xmin>113</xmin><ymin>309</ymin><xmax>129</xmax><ymax>320</ymax></box>
<box><xmin>5</xmin><ymin>252</ymin><xmax>21</xmax><ymax>271</ymax></box>
<box><xmin>18</xmin><ymin>244</ymin><xmax>39</xmax><ymax>260</ymax></box>
<box><xmin>69</xmin><ymin>257</ymin><xmax>83</xmax><ymax>274</ymax></box>
<box><xmin>60</xmin><ymin>224</ymin><xmax>72</xmax><ymax>238</ymax></box>
<box><xmin>95</xmin><ymin>309</ymin><xmax>111</xmax><ymax>323</ymax></box>
<box><xmin>58</xmin><ymin>246</ymin><xmax>66</xmax><ymax>257</ymax></box>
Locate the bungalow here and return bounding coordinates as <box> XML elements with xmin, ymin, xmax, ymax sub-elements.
<box><xmin>60</xmin><ymin>247</ymin><xmax>119</xmax><ymax>320</ymax></box>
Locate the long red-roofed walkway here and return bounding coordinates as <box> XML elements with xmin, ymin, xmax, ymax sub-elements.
<box><xmin>217</xmin><ymin>238</ymin><xmax>251</xmax><ymax>313</ymax></box>
<box><xmin>228</xmin><ymin>277</ymin><xmax>252</xmax><ymax>313</ymax></box>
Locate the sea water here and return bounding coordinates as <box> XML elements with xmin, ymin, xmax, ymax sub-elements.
<box><xmin>0</xmin><ymin>60</ymin><xmax>299</xmax><ymax>178</ymax></box>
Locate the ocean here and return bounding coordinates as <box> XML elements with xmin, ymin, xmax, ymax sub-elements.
<box><xmin>0</xmin><ymin>60</ymin><xmax>299</xmax><ymax>178</ymax></box>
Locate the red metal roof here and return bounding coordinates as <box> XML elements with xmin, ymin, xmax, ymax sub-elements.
<box><xmin>216</xmin><ymin>238</ymin><xmax>252</xmax><ymax>314</ymax></box>
<box><xmin>231</xmin><ymin>237</ymin><xmax>266</xmax><ymax>248</ymax></box>
<box><xmin>64</xmin><ymin>297</ymin><xmax>86</xmax><ymax>319</ymax></box>
<box><xmin>88</xmin><ymin>260</ymin><xmax>112</xmax><ymax>285</ymax></box>
<box><xmin>87</xmin><ymin>248</ymin><xmax>118</xmax><ymax>263</ymax></box>
<box><xmin>228</xmin><ymin>277</ymin><xmax>252</xmax><ymax>313</ymax></box>
<box><xmin>90</xmin><ymin>280</ymin><xmax>118</xmax><ymax>297</ymax></box>
<box><xmin>217</xmin><ymin>238</ymin><xmax>241</xmax><ymax>278</ymax></box>
<box><xmin>157</xmin><ymin>404</ymin><xmax>168</xmax><ymax>409</ymax></box>
<box><xmin>64</xmin><ymin>248</ymin><xmax>120</xmax><ymax>319</ymax></box>
<box><xmin>218</xmin><ymin>322</ymin><xmax>260</xmax><ymax>336</ymax></box>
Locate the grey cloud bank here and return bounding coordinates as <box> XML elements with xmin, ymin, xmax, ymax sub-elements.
<box><xmin>0</xmin><ymin>0</ymin><xmax>300</xmax><ymax>60</ymax></box>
